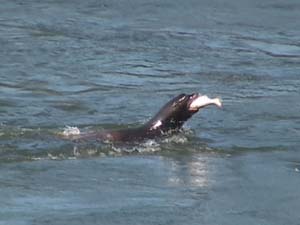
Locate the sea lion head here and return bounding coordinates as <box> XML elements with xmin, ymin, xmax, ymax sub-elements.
<box><xmin>148</xmin><ymin>93</ymin><xmax>222</xmax><ymax>132</ymax></box>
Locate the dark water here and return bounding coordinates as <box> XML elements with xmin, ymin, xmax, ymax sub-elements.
<box><xmin>1</xmin><ymin>0</ymin><xmax>300</xmax><ymax>224</ymax></box>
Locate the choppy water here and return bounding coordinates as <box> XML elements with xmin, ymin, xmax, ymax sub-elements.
<box><xmin>1</xmin><ymin>0</ymin><xmax>300</xmax><ymax>224</ymax></box>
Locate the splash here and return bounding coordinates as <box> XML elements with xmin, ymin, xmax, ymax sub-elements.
<box><xmin>62</xmin><ymin>126</ymin><xmax>81</xmax><ymax>137</ymax></box>
<box><xmin>162</xmin><ymin>134</ymin><xmax>189</xmax><ymax>144</ymax></box>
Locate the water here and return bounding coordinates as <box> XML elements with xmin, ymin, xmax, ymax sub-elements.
<box><xmin>0</xmin><ymin>0</ymin><xmax>300</xmax><ymax>224</ymax></box>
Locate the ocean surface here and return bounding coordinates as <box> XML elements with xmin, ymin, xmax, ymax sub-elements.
<box><xmin>1</xmin><ymin>0</ymin><xmax>300</xmax><ymax>224</ymax></box>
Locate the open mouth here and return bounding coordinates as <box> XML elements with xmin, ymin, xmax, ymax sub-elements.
<box><xmin>188</xmin><ymin>93</ymin><xmax>222</xmax><ymax>111</ymax></box>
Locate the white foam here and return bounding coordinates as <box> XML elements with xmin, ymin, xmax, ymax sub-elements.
<box><xmin>62</xmin><ymin>126</ymin><xmax>81</xmax><ymax>136</ymax></box>
<box><xmin>162</xmin><ymin>134</ymin><xmax>188</xmax><ymax>144</ymax></box>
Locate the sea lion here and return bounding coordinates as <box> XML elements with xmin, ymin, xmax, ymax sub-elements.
<box><xmin>70</xmin><ymin>93</ymin><xmax>221</xmax><ymax>142</ymax></box>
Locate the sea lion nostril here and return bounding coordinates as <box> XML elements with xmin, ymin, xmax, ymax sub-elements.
<box><xmin>189</xmin><ymin>93</ymin><xmax>199</xmax><ymax>100</ymax></box>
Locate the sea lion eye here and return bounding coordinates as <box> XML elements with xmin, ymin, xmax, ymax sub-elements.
<box><xmin>178</xmin><ymin>96</ymin><xmax>186</xmax><ymax>102</ymax></box>
<box><xmin>172</xmin><ymin>96</ymin><xmax>186</xmax><ymax>107</ymax></box>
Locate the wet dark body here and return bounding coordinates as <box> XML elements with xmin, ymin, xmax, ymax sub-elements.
<box><xmin>77</xmin><ymin>93</ymin><xmax>221</xmax><ymax>142</ymax></box>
